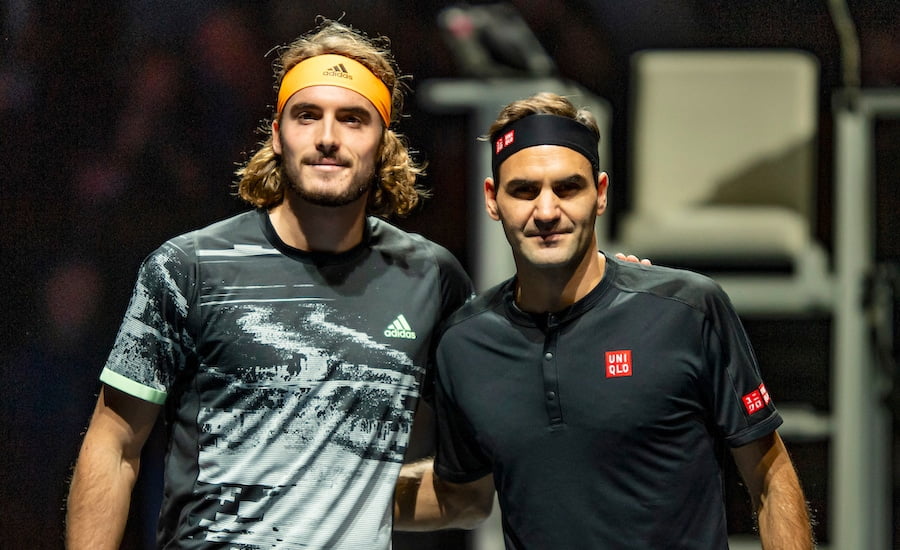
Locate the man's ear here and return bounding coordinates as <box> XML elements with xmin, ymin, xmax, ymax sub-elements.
<box><xmin>596</xmin><ymin>172</ymin><xmax>610</xmax><ymax>215</ymax></box>
<box><xmin>484</xmin><ymin>177</ymin><xmax>500</xmax><ymax>221</ymax></box>
<box><xmin>271</xmin><ymin>120</ymin><xmax>282</xmax><ymax>155</ymax></box>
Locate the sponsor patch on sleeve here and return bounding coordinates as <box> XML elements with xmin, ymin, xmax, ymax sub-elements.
<box><xmin>742</xmin><ymin>383</ymin><xmax>772</xmax><ymax>415</ymax></box>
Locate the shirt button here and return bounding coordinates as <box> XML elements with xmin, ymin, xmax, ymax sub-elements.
<box><xmin>544</xmin><ymin>352</ymin><xmax>553</xmax><ymax>361</ymax></box>
<box><xmin>546</xmin><ymin>391</ymin><xmax>556</xmax><ymax>400</ymax></box>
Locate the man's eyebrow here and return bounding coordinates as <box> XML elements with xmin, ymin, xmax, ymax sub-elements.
<box><xmin>504</xmin><ymin>173</ymin><xmax>587</xmax><ymax>187</ymax></box>
<box><xmin>289</xmin><ymin>102</ymin><xmax>320</xmax><ymax>114</ymax></box>
<box><xmin>556</xmin><ymin>173</ymin><xmax>590</xmax><ymax>185</ymax></box>
<box><xmin>286</xmin><ymin>103</ymin><xmax>373</xmax><ymax>119</ymax></box>
<box><xmin>504</xmin><ymin>177</ymin><xmax>538</xmax><ymax>188</ymax></box>
<box><xmin>337</xmin><ymin>106</ymin><xmax>373</xmax><ymax>120</ymax></box>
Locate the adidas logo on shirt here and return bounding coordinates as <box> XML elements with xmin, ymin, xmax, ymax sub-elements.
<box><xmin>323</xmin><ymin>64</ymin><xmax>353</xmax><ymax>80</ymax></box>
<box><xmin>384</xmin><ymin>314</ymin><xmax>416</xmax><ymax>340</ymax></box>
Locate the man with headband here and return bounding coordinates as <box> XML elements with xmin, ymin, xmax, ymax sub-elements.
<box><xmin>66</xmin><ymin>20</ymin><xmax>475</xmax><ymax>549</ymax></box>
<box><xmin>394</xmin><ymin>93</ymin><xmax>813</xmax><ymax>549</ymax></box>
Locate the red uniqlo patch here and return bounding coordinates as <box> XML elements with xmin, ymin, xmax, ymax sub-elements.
<box><xmin>742</xmin><ymin>383</ymin><xmax>771</xmax><ymax>415</ymax></box>
<box><xmin>605</xmin><ymin>350</ymin><xmax>632</xmax><ymax>378</ymax></box>
<box><xmin>495</xmin><ymin>130</ymin><xmax>515</xmax><ymax>154</ymax></box>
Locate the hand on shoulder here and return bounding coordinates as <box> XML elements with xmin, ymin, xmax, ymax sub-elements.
<box><xmin>615</xmin><ymin>252</ymin><xmax>652</xmax><ymax>266</ymax></box>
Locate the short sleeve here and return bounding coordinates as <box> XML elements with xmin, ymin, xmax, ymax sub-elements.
<box><xmin>701</xmin><ymin>286</ymin><xmax>783</xmax><ymax>448</ymax></box>
<box><xmin>433</xmin><ymin>244</ymin><xmax>475</xmax><ymax>323</ymax></box>
<box><xmin>433</xmin><ymin>349</ymin><xmax>493</xmax><ymax>483</ymax></box>
<box><xmin>420</xmin><ymin>243</ymin><xmax>474</xmax><ymax>406</ymax></box>
<box><xmin>99</xmin><ymin>238</ymin><xmax>197</xmax><ymax>404</ymax></box>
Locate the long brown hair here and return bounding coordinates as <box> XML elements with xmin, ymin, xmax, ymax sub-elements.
<box><xmin>235</xmin><ymin>19</ymin><xmax>426</xmax><ymax>217</ymax></box>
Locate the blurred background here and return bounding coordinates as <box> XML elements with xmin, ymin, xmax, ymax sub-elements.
<box><xmin>1</xmin><ymin>1</ymin><xmax>898</xmax><ymax>548</ymax></box>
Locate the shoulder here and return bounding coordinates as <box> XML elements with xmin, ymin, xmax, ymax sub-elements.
<box><xmin>154</xmin><ymin>210</ymin><xmax>266</xmax><ymax>258</ymax></box>
<box><xmin>183</xmin><ymin>210</ymin><xmax>264</xmax><ymax>248</ymax></box>
<box><xmin>369</xmin><ymin>217</ymin><xmax>470</xmax><ymax>281</ymax></box>
<box><xmin>607</xmin><ymin>256</ymin><xmax>733</xmax><ymax>317</ymax></box>
<box><xmin>369</xmin><ymin>217</ymin><xmax>445</xmax><ymax>255</ymax></box>
<box><xmin>443</xmin><ymin>280</ymin><xmax>511</xmax><ymax>333</ymax></box>
<box><xmin>140</xmin><ymin>210</ymin><xmax>263</xmax><ymax>274</ymax></box>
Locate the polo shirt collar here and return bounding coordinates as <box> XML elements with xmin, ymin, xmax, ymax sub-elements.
<box><xmin>503</xmin><ymin>253</ymin><xmax>617</xmax><ymax>329</ymax></box>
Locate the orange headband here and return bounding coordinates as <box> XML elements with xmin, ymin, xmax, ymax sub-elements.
<box><xmin>277</xmin><ymin>54</ymin><xmax>392</xmax><ymax>126</ymax></box>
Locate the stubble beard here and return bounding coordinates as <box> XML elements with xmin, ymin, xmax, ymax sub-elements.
<box><xmin>513</xmin><ymin>229</ymin><xmax>593</xmax><ymax>272</ymax></box>
<box><xmin>283</xmin><ymin>164</ymin><xmax>374</xmax><ymax>208</ymax></box>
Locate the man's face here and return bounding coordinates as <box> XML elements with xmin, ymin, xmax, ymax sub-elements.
<box><xmin>273</xmin><ymin>85</ymin><xmax>383</xmax><ymax>207</ymax></box>
<box><xmin>486</xmin><ymin>145</ymin><xmax>608</xmax><ymax>271</ymax></box>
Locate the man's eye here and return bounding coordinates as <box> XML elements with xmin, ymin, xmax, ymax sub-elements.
<box><xmin>554</xmin><ymin>181</ymin><xmax>585</xmax><ymax>197</ymax></box>
<box><xmin>508</xmin><ymin>187</ymin><xmax>538</xmax><ymax>199</ymax></box>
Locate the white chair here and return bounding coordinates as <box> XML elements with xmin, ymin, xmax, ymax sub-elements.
<box><xmin>614</xmin><ymin>49</ymin><xmax>833</xmax><ymax>314</ymax></box>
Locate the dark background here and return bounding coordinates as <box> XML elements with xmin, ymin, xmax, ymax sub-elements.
<box><xmin>1</xmin><ymin>1</ymin><xmax>898</xmax><ymax>548</ymax></box>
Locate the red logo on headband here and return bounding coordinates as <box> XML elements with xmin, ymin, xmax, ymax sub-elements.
<box><xmin>495</xmin><ymin>130</ymin><xmax>515</xmax><ymax>154</ymax></box>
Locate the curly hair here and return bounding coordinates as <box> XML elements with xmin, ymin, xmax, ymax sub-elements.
<box><xmin>484</xmin><ymin>92</ymin><xmax>600</xmax><ymax>141</ymax></box>
<box><xmin>235</xmin><ymin>19</ymin><xmax>426</xmax><ymax>217</ymax></box>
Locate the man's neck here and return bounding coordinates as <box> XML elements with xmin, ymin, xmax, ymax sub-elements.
<box><xmin>514</xmin><ymin>251</ymin><xmax>606</xmax><ymax>313</ymax></box>
<box><xmin>268</xmin><ymin>191</ymin><xmax>369</xmax><ymax>253</ymax></box>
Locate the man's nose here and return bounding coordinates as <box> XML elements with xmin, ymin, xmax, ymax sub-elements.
<box><xmin>533</xmin><ymin>189</ymin><xmax>560</xmax><ymax>222</ymax></box>
<box><xmin>316</xmin><ymin>117</ymin><xmax>340</xmax><ymax>155</ymax></box>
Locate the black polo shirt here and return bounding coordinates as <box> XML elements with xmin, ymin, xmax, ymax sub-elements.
<box><xmin>434</xmin><ymin>255</ymin><xmax>781</xmax><ymax>549</ymax></box>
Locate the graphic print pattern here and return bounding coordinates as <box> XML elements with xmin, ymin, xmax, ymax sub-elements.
<box><xmin>100</xmin><ymin>212</ymin><xmax>456</xmax><ymax>549</ymax></box>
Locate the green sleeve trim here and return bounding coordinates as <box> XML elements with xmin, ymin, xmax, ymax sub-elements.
<box><xmin>99</xmin><ymin>368</ymin><xmax>168</xmax><ymax>405</ymax></box>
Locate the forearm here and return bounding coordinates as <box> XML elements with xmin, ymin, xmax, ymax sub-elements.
<box><xmin>394</xmin><ymin>458</ymin><xmax>493</xmax><ymax>531</ymax></box>
<box><xmin>733</xmin><ymin>433</ymin><xmax>814</xmax><ymax>549</ymax></box>
<box><xmin>756</xmin><ymin>459</ymin><xmax>813</xmax><ymax>550</ymax></box>
<box><xmin>66</xmin><ymin>435</ymin><xmax>141</xmax><ymax>550</ymax></box>
<box><xmin>394</xmin><ymin>459</ymin><xmax>442</xmax><ymax>530</ymax></box>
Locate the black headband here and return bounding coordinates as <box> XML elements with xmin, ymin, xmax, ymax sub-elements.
<box><xmin>490</xmin><ymin>114</ymin><xmax>601</xmax><ymax>181</ymax></box>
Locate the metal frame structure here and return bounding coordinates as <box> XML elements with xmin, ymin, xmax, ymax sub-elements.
<box><xmin>831</xmin><ymin>89</ymin><xmax>900</xmax><ymax>550</ymax></box>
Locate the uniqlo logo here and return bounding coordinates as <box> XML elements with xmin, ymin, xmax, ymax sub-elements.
<box><xmin>759</xmin><ymin>383</ymin><xmax>770</xmax><ymax>405</ymax></box>
<box><xmin>742</xmin><ymin>383</ymin><xmax>771</xmax><ymax>415</ymax></box>
<box><xmin>605</xmin><ymin>350</ymin><xmax>632</xmax><ymax>378</ymax></box>
<box><xmin>495</xmin><ymin>130</ymin><xmax>515</xmax><ymax>154</ymax></box>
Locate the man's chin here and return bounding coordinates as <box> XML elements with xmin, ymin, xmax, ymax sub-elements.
<box><xmin>521</xmin><ymin>253</ymin><xmax>571</xmax><ymax>270</ymax></box>
<box><xmin>302</xmin><ymin>195</ymin><xmax>359</xmax><ymax>208</ymax></box>
<box><xmin>290</xmin><ymin>184</ymin><xmax>371</xmax><ymax>208</ymax></box>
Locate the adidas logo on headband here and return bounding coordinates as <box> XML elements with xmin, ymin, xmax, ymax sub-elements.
<box><xmin>323</xmin><ymin>64</ymin><xmax>352</xmax><ymax>79</ymax></box>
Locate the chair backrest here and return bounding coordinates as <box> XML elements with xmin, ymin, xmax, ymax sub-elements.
<box><xmin>630</xmin><ymin>49</ymin><xmax>818</xmax><ymax>220</ymax></box>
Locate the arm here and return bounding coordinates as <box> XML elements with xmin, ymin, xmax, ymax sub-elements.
<box><xmin>394</xmin><ymin>458</ymin><xmax>494</xmax><ymax>531</ymax></box>
<box><xmin>731</xmin><ymin>431</ymin><xmax>813</xmax><ymax>550</ymax></box>
<box><xmin>66</xmin><ymin>384</ymin><xmax>161</xmax><ymax>550</ymax></box>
